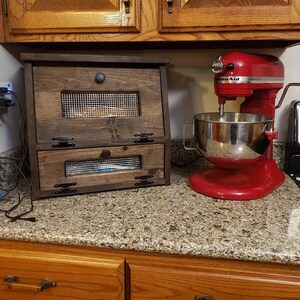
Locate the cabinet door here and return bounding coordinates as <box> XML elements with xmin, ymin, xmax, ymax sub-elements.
<box><xmin>159</xmin><ymin>0</ymin><xmax>300</xmax><ymax>32</ymax></box>
<box><xmin>129</xmin><ymin>257</ymin><xmax>300</xmax><ymax>299</ymax></box>
<box><xmin>0</xmin><ymin>248</ymin><xmax>126</xmax><ymax>300</ymax></box>
<box><xmin>7</xmin><ymin>0</ymin><xmax>140</xmax><ymax>34</ymax></box>
<box><xmin>33</xmin><ymin>65</ymin><xmax>164</xmax><ymax>146</ymax></box>
<box><xmin>37</xmin><ymin>144</ymin><xmax>165</xmax><ymax>194</ymax></box>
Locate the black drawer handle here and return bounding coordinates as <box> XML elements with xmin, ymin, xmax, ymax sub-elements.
<box><xmin>195</xmin><ymin>296</ymin><xmax>213</xmax><ymax>300</ymax></box>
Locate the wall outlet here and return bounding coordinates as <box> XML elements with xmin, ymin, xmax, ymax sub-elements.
<box><xmin>0</xmin><ymin>82</ymin><xmax>14</xmax><ymax>122</ymax></box>
<box><xmin>0</xmin><ymin>82</ymin><xmax>13</xmax><ymax>92</ymax></box>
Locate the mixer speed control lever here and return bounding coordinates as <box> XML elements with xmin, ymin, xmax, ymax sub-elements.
<box><xmin>212</xmin><ymin>56</ymin><xmax>224</xmax><ymax>74</ymax></box>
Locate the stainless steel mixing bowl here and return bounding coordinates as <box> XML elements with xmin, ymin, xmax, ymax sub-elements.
<box><xmin>193</xmin><ymin>112</ymin><xmax>274</xmax><ymax>169</ymax></box>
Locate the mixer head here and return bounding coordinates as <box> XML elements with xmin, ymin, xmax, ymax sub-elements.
<box><xmin>212</xmin><ymin>52</ymin><xmax>284</xmax><ymax>117</ymax></box>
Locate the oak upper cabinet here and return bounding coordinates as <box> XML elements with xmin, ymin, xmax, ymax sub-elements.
<box><xmin>159</xmin><ymin>0</ymin><xmax>300</xmax><ymax>32</ymax></box>
<box><xmin>5</xmin><ymin>0</ymin><xmax>140</xmax><ymax>34</ymax></box>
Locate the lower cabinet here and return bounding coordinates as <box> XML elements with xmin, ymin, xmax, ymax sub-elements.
<box><xmin>128</xmin><ymin>255</ymin><xmax>300</xmax><ymax>300</ymax></box>
<box><xmin>0</xmin><ymin>241</ymin><xmax>126</xmax><ymax>300</ymax></box>
<box><xmin>0</xmin><ymin>240</ymin><xmax>300</xmax><ymax>300</ymax></box>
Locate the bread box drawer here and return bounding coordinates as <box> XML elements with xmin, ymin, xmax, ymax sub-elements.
<box><xmin>37</xmin><ymin>143</ymin><xmax>166</xmax><ymax>196</ymax></box>
<box><xmin>0</xmin><ymin>248</ymin><xmax>125</xmax><ymax>300</ymax></box>
<box><xmin>33</xmin><ymin>66</ymin><xmax>164</xmax><ymax>146</ymax></box>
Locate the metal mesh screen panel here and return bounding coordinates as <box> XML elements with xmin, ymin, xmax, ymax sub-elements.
<box><xmin>65</xmin><ymin>156</ymin><xmax>141</xmax><ymax>176</ymax></box>
<box><xmin>61</xmin><ymin>91</ymin><xmax>140</xmax><ymax>119</ymax></box>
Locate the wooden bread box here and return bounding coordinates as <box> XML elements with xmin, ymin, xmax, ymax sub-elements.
<box><xmin>22</xmin><ymin>53</ymin><xmax>170</xmax><ymax>200</ymax></box>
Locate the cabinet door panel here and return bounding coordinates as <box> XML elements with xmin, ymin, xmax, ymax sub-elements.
<box><xmin>160</xmin><ymin>0</ymin><xmax>300</xmax><ymax>32</ymax></box>
<box><xmin>37</xmin><ymin>144</ymin><xmax>165</xmax><ymax>192</ymax></box>
<box><xmin>7</xmin><ymin>0</ymin><xmax>140</xmax><ymax>34</ymax></box>
<box><xmin>130</xmin><ymin>263</ymin><xmax>300</xmax><ymax>299</ymax></box>
<box><xmin>33</xmin><ymin>66</ymin><xmax>164</xmax><ymax>145</ymax></box>
<box><xmin>0</xmin><ymin>248</ymin><xmax>125</xmax><ymax>300</ymax></box>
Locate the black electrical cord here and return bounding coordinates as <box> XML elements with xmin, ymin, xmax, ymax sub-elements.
<box><xmin>0</xmin><ymin>89</ymin><xmax>35</xmax><ymax>222</ymax></box>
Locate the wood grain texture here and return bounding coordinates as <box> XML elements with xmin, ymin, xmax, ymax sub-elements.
<box><xmin>160</xmin><ymin>0</ymin><xmax>300</xmax><ymax>32</ymax></box>
<box><xmin>0</xmin><ymin>0</ymin><xmax>5</xmax><ymax>42</ymax></box>
<box><xmin>33</xmin><ymin>66</ymin><xmax>164</xmax><ymax>144</ymax></box>
<box><xmin>128</xmin><ymin>255</ymin><xmax>300</xmax><ymax>300</ymax></box>
<box><xmin>0</xmin><ymin>244</ymin><xmax>126</xmax><ymax>300</ymax></box>
<box><xmin>37</xmin><ymin>144</ymin><xmax>165</xmax><ymax>191</ymax></box>
<box><xmin>1</xmin><ymin>240</ymin><xmax>300</xmax><ymax>300</ymax></box>
<box><xmin>24</xmin><ymin>54</ymin><xmax>170</xmax><ymax>199</ymax></box>
<box><xmin>24</xmin><ymin>62</ymin><xmax>41</xmax><ymax>200</ymax></box>
<box><xmin>2</xmin><ymin>0</ymin><xmax>300</xmax><ymax>42</ymax></box>
<box><xmin>181</xmin><ymin>0</ymin><xmax>290</xmax><ymax>8</ymax></box>
<box><xmin>7</xmin><ymin>0</ymin><xmax>140</xmax><ymax>34</ymax></box>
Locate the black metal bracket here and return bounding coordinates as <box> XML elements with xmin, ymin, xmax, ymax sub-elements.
<box><xmin>134</xmin><ymin>175</ymin><xmax>154</xmax><ymax>187</ymax></box>
<box><xmin>54</xmin><ymin>182</ymin><xmax>77</xmax><ymax>195</ymax></box>
<box><xmin>52</xmin><ymin>136</ymin><xmax>75</xmax><ymax>148</ymax></box>
<box><xmin>134</xmin><ymin>133</ymin><xmax>154</xmax><ymax>143</ymax></box>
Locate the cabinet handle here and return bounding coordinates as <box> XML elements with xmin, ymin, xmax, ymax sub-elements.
<box><xmin>4</xmin><ymin>275</ymin><xmax>57</xmax><ymax>292</ymax></box>
<box><xmin>195</xmin><ymin>296</ymin><xmax>213</xmax><ymax>300</ymax></box>
<box><xmin>123</xmin><ymin>0</ymin><xmax>130</xmax><ymax>13</ymax></box>
<box><xmin>167</xmin><ymin>0</ymin><xmax>173</xmax><ymax>13</ymax></box>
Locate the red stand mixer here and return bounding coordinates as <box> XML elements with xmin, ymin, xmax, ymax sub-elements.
<box><xmin>188</xmin><ymin>52</ymin><xmax>285</xmax><ymax>200</ymax></box>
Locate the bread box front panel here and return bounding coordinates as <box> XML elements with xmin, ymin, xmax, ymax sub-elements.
<box><xmin>37</xmin><ymin>143</ymin><xmax>165</xmax><ymax>196</ymax></box>
<box><xmin>33</xmin><ymin>66</ymin><xmax>164</xmax><ymax>146</ymax></box>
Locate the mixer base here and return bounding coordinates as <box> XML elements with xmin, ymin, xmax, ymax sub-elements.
<box><xmin>189</xmin><ymin>159</ymin><xmax>285</xmax><ymax>200</ymax></box>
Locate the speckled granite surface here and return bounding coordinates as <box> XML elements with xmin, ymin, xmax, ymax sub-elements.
<box><xmin>0</xmin><ymin>161</ymin><xmax>299</xmax><ymax>265</ymax></box>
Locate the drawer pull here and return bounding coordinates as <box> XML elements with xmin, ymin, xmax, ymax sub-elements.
<box><xmin>52</xmin><ymin>136</ymin><xmax>75</xmax><ymax>148</ymax></box>
<box><xmin>123</xmin><ymin>0</ymin><xmax>130</xmax><ymax>13</ymax></box>
<box><xmin>95</xmin><ymin>72</ymin><xmax>106</xmax><ymax>83</ymax></box>
<box><xmin>134</xmin><ymin>132</ymin><xmax>154</xmax><ymax>143</ymax></box>
<box><xmin>195</xmin><ymin>296</ymin><xmax>213</xmax><ymax>300</ymax></box>
<box><xmin>167</xmin><ymin>0</ymin><xmax>173</xmax><ymax>13</ymax></box>
<box><xmin>4</xmin><ymin>275</ymin><xmax>57</xmax><ymax>292</ymax></box>
<box><xmin>100</xmin><ymin>150</ymin><xmax>111</xmax><ymax>159</ymax></box>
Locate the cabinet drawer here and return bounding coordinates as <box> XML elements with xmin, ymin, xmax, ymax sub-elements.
<box><xmin>37</xmin><ymin>144</ymin><xmax>165</xmax><ymax>194</ymax></box>
<box><xmin>33</xmin><ymin>66</ymin><xmax>164</xmax><ymax>146</ymax></box>
<box><xmin>0</xmin><ymin>248</ymin><xmax>125</xmax><ymax>300</ymax></box>
<box><xmin>130</xmin><ymin>263</ymin><xmax>300</xmax><ymax>300</ymax></box>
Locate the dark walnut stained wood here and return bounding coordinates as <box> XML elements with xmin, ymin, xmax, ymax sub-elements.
<box><xmin>0</xmin><ymin>240</ymin><xmax>300</xmax><ymax>300</ymax></box>
<box><xmin>23</xmin><ymin>53</ymin><xmax>170</xmax><ymax>200</ymax></box>
<box><xmin>38</xmin><ymin>144</ymin><xmax>165</xmax><ymax>191</ymax></box>
<box><xmin>33</xmin><ymin>66</ymin><xmax>164</xmax><ymax>144</ymax></box>
<box><xmin>2</xmin><ymin>0</ymin><xmax>300</xmax><ymax>42</ymax></box>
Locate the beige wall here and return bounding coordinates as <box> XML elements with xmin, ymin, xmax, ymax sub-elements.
<box><xmin>0</xmin><ymin>45</ymin><xmax>24</xmax><ymax>153</ymax></box>
<box><xmin>0</xmin><ymin>45</ymin><xmax>298</xmax><ymax>152</ymax></box>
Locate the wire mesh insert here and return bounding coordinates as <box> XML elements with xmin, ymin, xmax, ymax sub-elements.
<box><xmin>61</xmin><ymin>91</ymin><xmax>140</xmax><ymax>119</ymax></box>
<box><xmin>65</xmin><ymin>155</ymin><xmax>141</xmax><ymax>176</ymax></box>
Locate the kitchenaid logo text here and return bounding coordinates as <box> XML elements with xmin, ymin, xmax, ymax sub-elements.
<box><xmin>215</xmin><ymin>76</ymin><xmax>284</xmax><ymax>84</ymax></box>
<box><xmin>216</xmin><ymin>77</ymin><xmax>240</xmax><ymax>82</ymax></box>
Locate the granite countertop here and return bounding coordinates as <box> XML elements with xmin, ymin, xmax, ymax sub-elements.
<box><xmin>0</xmin><ymin>165</ymin><xmax>299</xmax><ymax>265</ymax></box>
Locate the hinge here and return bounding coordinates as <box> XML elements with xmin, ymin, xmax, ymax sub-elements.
<box><xmin>54</xmin><ymin>182</ymin><xmax>77</xmax><ymax>195</ymax></box>
<box><xmin>134</xmin><ymin>133</ymin><xmax>154</xmax><ymax>143</ymax></box>
<box><xmin>52</xmin><ymin>136</ymin><xmax>75</xmax><ymax>148</ymax></box>
<box><xmin>134</xmin><ymin>175</ymin><xmax>154</xmax><ymax>187</ymax></box>
<box><xmin>167</xmin><ymin>0</ymin><xmax>173</xmax><ymax>13</ymax></box>
<box><xmin>123</xmin><ymin>0</ymin><xmax>130</xmax><ymax>13</ymax></box>
<box><xmin>3</xmin><ymin>0</ymin><xmax>7</xmax><ymax>16</ymax></box>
